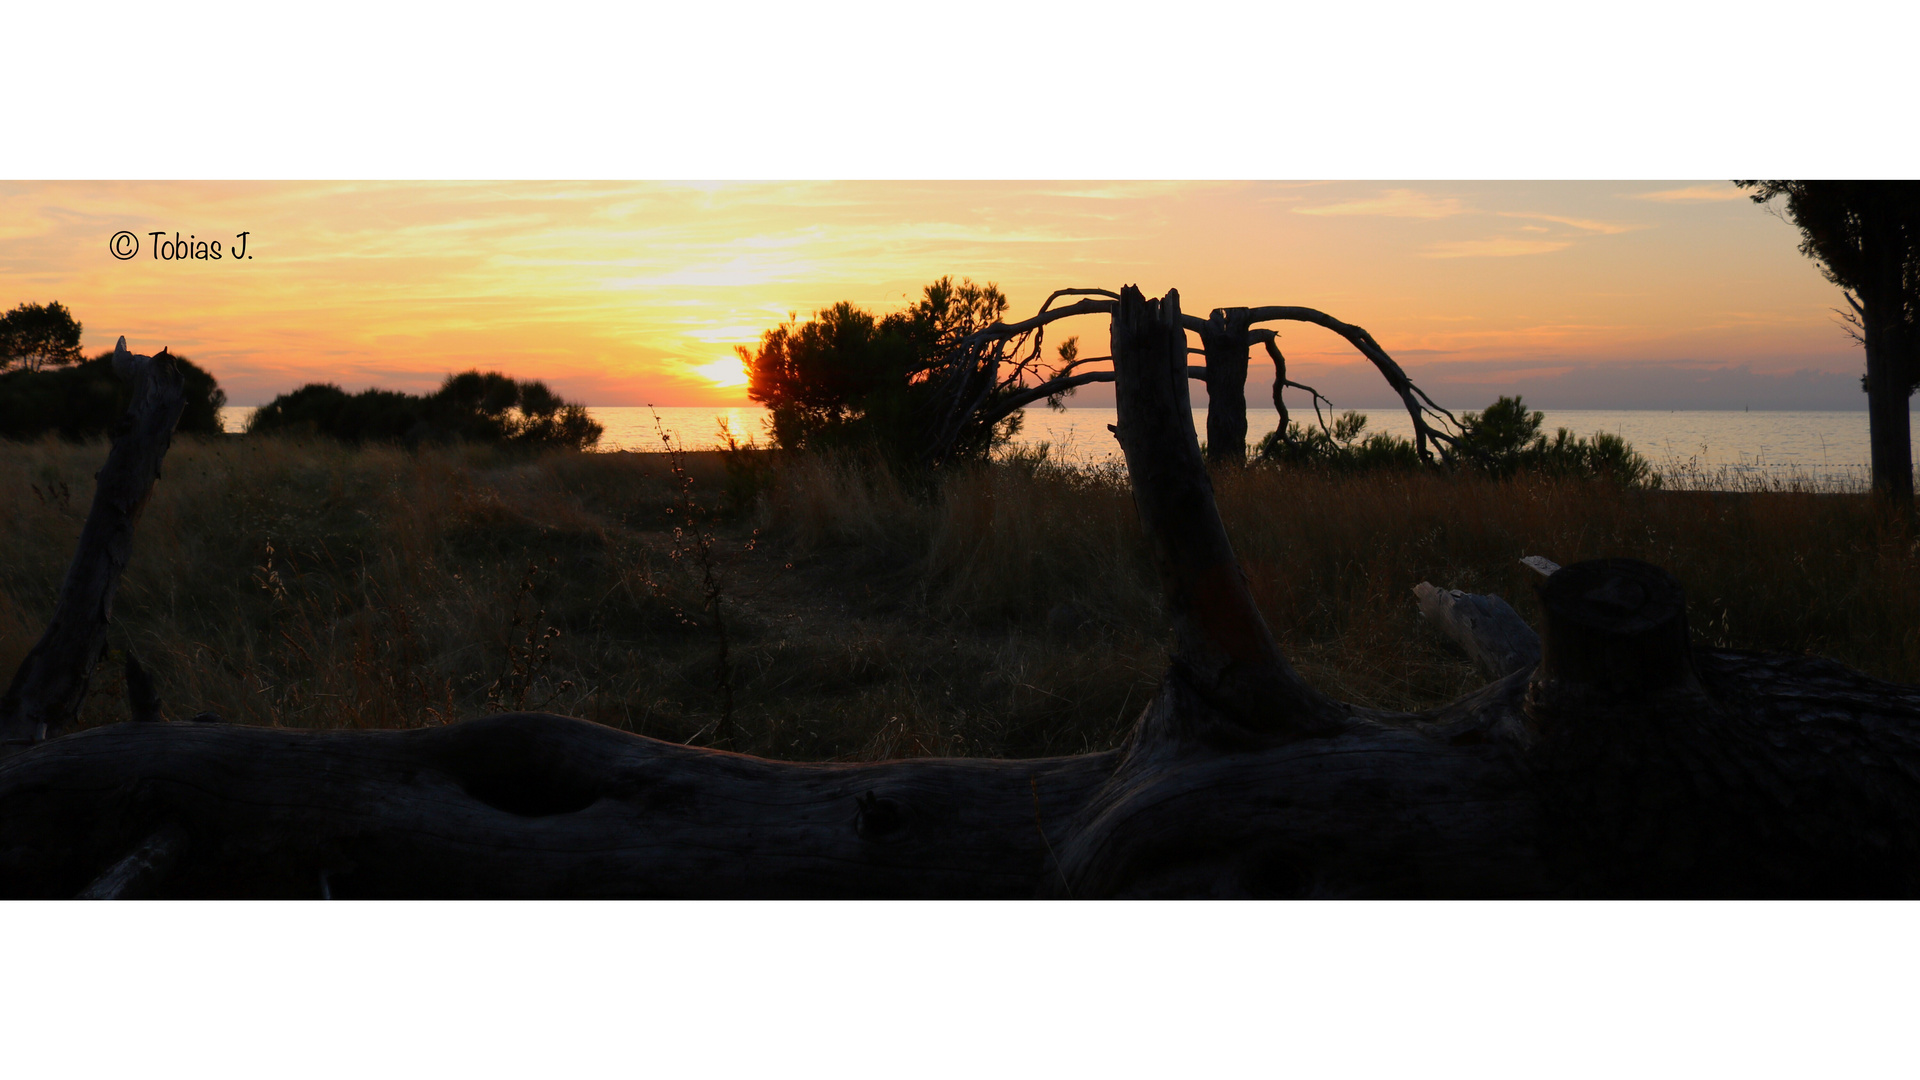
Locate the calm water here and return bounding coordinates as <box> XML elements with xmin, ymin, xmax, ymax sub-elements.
<box><xmin>222</xmin><ymin>404</ymin><xmax>1918</xmax><ymax>490</ymax></box>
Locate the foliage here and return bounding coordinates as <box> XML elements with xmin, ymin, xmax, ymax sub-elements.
<box><xmin>245</xmin><ymin>370</ymin><xmax>602</xmax><ymax>450</ymax></box>
<box><xmin>1255</xmin><ymin>410</ymin><xmax>1422</xmax><ymax>472</ymax></box>
<box><xmin>0</xmin><ymin>350</ymin><xmax>227</xmax><ymax>441</ymax></box>
<box><xmin>1736</xmin><ymin>181</ymin><xmax>1920</xmax><ymax>390</ymax></box>
<box><xmin>1255</xmin><ymin>396</ymin><xmax>1656</xmax><ymax>486</ymax></box>
<box><xmin>742</xmin><ymin>276</ymin><xmax>1017</xmax><ymax>460</ymax></box>
<box><xmin>0</xmin><ymin>302</ymin><xmax>84</xmax><ymax>373</ymax></box>
<box><xmin>1738</xmin><ymin>181</ymin><xmax>1920</xmax><ymax>503</ymax></box>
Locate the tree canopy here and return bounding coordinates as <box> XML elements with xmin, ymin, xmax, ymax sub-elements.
<box><xmin>246</xmin><ymin>370</ymin><xmax>603</xmax><ymax>450</ymax></box>
<box><xmin>1737</xmin><ymin>182</ymin><xmax>1920</xmax><ymax>385</ymax></box>
<box><xmin>0</xmin><ymin>301</ymin><xmax>84</xmax><ymax>373</ymax></box>
<box><xmin>742</xmin><ymin>277</ymin><xmax>1016</xmax><ymax>459</ymax></box>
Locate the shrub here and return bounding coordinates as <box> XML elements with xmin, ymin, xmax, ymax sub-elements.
<box><xmin>0</xmin><ymin>350</ymin><xmax>226</xmax><ymax>441</ymax></box>
<box><xmin>1255</xmin><ymin>411</ymin><xmax>1422</xmax><ymax>472</ymax></box>
<box><xmin>1254</xmin><ymin>395</ymin><xmax>1657</xmax><ymax>487</ymax></box>
<box><xmin>246</xmin><ymin>370</ymin><xmax>602</xmax><ymax>451</ymax></box>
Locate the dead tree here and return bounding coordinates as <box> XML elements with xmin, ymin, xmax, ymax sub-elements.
<box><xmin>920</xmin><ymin>288</ymin><xmax>1460</xmax><ymax>467</ymax></box>
<box><xmin>0</xmin><ymin>339</ymin><xmax>185</xmax><ymax>748</ymax></box>
<box><xmin>4</xmin><ymin>297</ymin><xmax>1920</xmax><ymax>898</ymax></box>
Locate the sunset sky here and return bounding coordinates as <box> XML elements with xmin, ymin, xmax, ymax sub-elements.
<box><xmin>0</xmin><ymin>180</ymin><xmax>1872</xmax><ymax>410</ymax></box>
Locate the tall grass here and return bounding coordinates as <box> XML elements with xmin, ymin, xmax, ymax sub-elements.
<box><xmin>3</xmin><ymin>435</ymin><xmax>1914</xmax><ymax>762</ymax></box>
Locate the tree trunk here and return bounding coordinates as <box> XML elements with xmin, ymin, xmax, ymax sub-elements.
<box><xmin>5</xmin><ymin>298</ymin><xmax>1920</xmax><ymax>898</ymax></box>
<box><xmin>1199</xmin><ymin>307</ymin><xmax>1252</xmax><ymax>467</ymax></box>
<box><xmin>0</xmin><ymin>339</ymin><xmax>185</xmax><ymax>748</ymax></box>
<box><xmin>1863</xmin><ymin>302</ymin><xmax>1914</xmax><ymax>506</ymax></box>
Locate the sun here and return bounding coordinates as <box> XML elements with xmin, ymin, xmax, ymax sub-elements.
<box><xmin>692</xmin><ymin>356</ymin><xmax>750</xmax><ymax>389</ymax></box>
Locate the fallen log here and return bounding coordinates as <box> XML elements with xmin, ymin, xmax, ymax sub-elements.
<box><xmin>4</xmin><ymin>302</ymin><xmax>1920</xmax><ymax>898</ymax></box>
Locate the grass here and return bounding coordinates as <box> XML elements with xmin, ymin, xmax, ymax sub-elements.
<box><xmin>3</xmin><ymin>434</ymin><xmax>1916</xmax><ymax>761</ymax></box>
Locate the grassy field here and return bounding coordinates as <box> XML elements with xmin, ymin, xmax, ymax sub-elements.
<box><xmin>3</xmin><ymin>434</ymin><xmax>1916</xmax><ymax>761</ymax></box>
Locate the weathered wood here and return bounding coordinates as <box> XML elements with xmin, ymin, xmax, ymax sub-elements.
<box><xmin>0</xmin><ymin>339</ymin><xmax>186</xmax><ymax>749</ymax></box>
<box><xmin>1413</xmin><ymin>582</ymin><xmax>1541</xmax><ymax>680</ymax></box>
<box><xmin>1106</xmin><ymin>286</ymin><xmax>1338</xmax><ymax>739</ymax></box>
<box><xmin>1532</xmin><ymin>558</ymin><xmax>1698</xmax><ymax>705</ymax></box>
<box><xmin>922</xmin><ymin>287</ymin><xmax>1451</xmax><ymax>467</ymax></box>
<box><xmin>76</xmin><ymin>822</ymin><xmax>187</xmax><ymax>899</ymax></box>
<box><xmin>5</xmin><ymin>295</ymin><xmax>1920</xmax><ymax>898</ymax></box>
<box><xmin>1239</xmin><ymin>305</ymin><xmax>1461</xmax><ymax>463</ymax></box>
<box><xmin>1199</xmin><ymin>307</ymin><xmax>1252</xmax><ymax>467</ymax></box>
<box><xmin>0</xmin><ymin>715</ymin><xmax>1118</xmax><ymax>898</ymax></box>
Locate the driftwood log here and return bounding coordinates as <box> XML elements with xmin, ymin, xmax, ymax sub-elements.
<box><xmin>1413</xmin><ymin>580</ymin><xmax>1541</xmax><ymax>680</ymax></box>
<box><xmin>5</xmin><ymin>298</ymin><xmax>1920</xmax><ymax>898</ymax></box>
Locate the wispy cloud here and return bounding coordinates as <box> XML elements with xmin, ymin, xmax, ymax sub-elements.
<box><xmin>1421</xmin><ymin>238</ymin><xmax>1573</xmax><ymax>258</ymax></box>
<box><xmin>1624</xmin><ymin>184</ymin><xmax>1747</xmax><ymax>203</ymax></box>
<box><xmin>1040</xmin><ymin>181</ymin><xmax>1218</xmax><ymax>201</ymax></box>
<box><xmin>1499</xmin><ymin>212</ymin><xmax>1644</xmax><ymax>235</ymax></box>
<box><xmin>1294</xmin><ymin>189</ymin><xmax>1469</xmax><ymax>219</ymax></box>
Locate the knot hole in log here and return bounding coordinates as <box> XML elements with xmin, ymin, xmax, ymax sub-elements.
<box><xmin>855</xmin><ymin>790</ymin><xmax>906</xmax><ymax>840</ymax></box>
<box><xmin>1531</xmin><ymin>558</ymin><xmax>1700</xmax><ymax>712</ymax></box>
<box><xmin>442</xmin><ymin>722</ymin><xmax>606</xmax><ymax>818</ymax></box>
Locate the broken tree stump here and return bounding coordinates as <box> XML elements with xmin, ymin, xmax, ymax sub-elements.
<box><xmin>0</xmin><ymin>339</ymin><xmax>186</xmax><ymax>749</ymax></box>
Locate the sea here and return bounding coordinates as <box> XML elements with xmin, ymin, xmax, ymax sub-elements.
<box><xmin>220</xmin><ymin>405</ymin><xmax>1920</xmax><ymax>492</ymax></box>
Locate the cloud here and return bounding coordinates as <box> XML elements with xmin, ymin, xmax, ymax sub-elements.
<box><xmin>1498</xmin><ymin>212</ymin><xmax>1645</xmax><ymax>235</ymax></box>
<box><xmin>1420</xmin><ymin>239</ymin><xmax>1573</xmax><ymax>258</ymax></box>
<box><xmin>1294</xmin><ymin>189</ymin><xmax>1470</xmax><ymax>219</ymax></box>
<box><xmin>1040</xmin><ymin>181</ymin><xmax>1221</xmax><ymax>201</ymax></box>
<box><xmin>1624</xmin><ymin>184</ymin><xmax>1748</xmax><ymax>203</ymax></box>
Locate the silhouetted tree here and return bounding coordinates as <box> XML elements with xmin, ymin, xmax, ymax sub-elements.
<box><xmin>743</xmin><ymin>277</ymin><xmax>1015</xmax><ymax>459</ymax></box>
<box><xmin>0</xmin><ymin>301</ymin><xmax>84</xmax><ymax>373</ymax></box>
<box><xmin>1737</xmin><ymin>181</ymin><xmax>1920</xmax><ymax>504</ymax></box>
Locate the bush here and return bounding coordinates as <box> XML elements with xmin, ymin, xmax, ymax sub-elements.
<box><xmin>1457</xmin><ymin>396</ymin><xmax>1657</xmax><ymax>486</ymax></box>
<box><xmin>246</xmin><ymin>370</ymin><xmax>602</xmax><ymax>451</ymax></box>
<box><xmin>1254</xmin><ymin>396</ymin><xmax>1657</xmax><ymax>487</ymax></box>
<box><xmin>1254</xmin><ymin>411</ymin><xmax>1422</xmax><ymax>472</ymax></box>
<box><xmin>0</xmin><ymin>350</ymin><xmax>226</xmax><ymax>441</ymax></box>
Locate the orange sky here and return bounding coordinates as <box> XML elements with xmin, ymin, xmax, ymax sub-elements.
<box><xmin>0</xmin><ymin>180</ymin><xmax>1869</xmax><ymax>409</ymax></box>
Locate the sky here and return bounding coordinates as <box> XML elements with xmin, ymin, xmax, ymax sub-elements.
<box><xmin>0</xmin><ymin>180</ymin><xmax>1873</xmax><ymax>410</ymax></box>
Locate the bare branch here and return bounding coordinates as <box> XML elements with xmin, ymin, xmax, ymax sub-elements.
<box><xmin>977</xmin><ymin>371</ymin><xmax>1116</xmax><ymax>429</ymax></box>
<box><xmin>1243</xmin><ymin>306</ymin><xmax>1460</xmax><ymax>462</ymax></box>
<box><xmin>1039</xmin><ymin>287</ymin><xmax>1121</xmax><ymax>308</ymax></box>
<box><xmin>919</xmin><ymin>289</ymin><xmax>1459</xmax><ymax>467</ymax></box>
<box><xmin>954</xmin><ymin>296</ymin><xmax>1117</xmax><ymax>351</ymax></box>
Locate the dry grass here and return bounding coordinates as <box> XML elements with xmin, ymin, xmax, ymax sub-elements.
<box><xmin>3</xmin><ymin>435</ymin><xmax>1915</xmax><ymax>761</ymax></box>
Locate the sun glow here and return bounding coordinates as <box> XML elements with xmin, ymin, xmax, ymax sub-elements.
<box><xmin>692</xmin><ymin>356</ymin><xmax>750</xmax><ymax>389</ymax></box>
